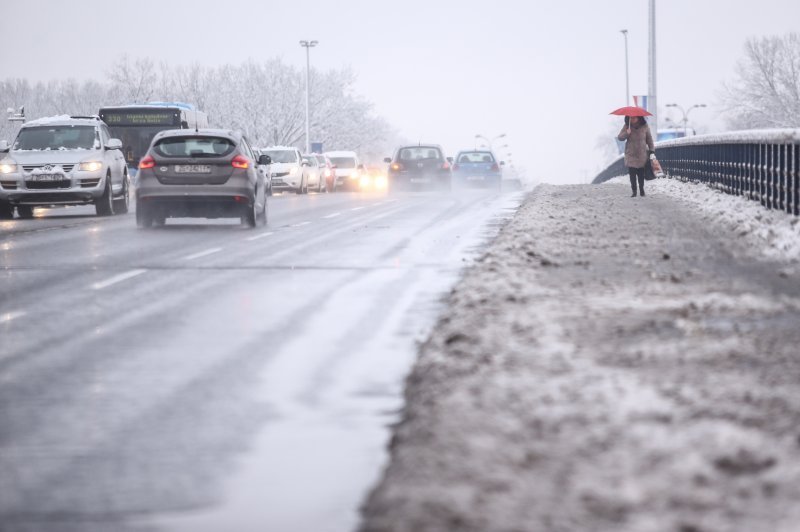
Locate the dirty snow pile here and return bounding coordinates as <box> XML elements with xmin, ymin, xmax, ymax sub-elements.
<box><xmin>361</xmin><ymin>184</ymin><xmax>800</xmax><ymax>532</ymax></box>
<box><xmin>609</xmin><ymin>176</ymin><xmax>800</xmax><ymax>261</ymax></box>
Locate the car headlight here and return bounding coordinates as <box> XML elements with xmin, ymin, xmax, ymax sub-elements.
<box><xmin>289</xmin><ymin>166</ymin><xmax>298</xmax><ymax>175</ymax></box>
<box><xmin>79</xmin><ymin>161</ymin><xmax>103</xmax><ymax>172</ymax></box>
<box><xmin>350</xmin><ymin>172</ymin><xmax>359</xmax><ymax>179</ymax></box>
<box><xmin>360</xmin><ymin>176</ymin><xmax>371</xmax><ymax>187</ymax></box>
<box><xmin>0</xmin><ymin>161</ymin><xmax>17</xmax><ymax>174</ymax></box>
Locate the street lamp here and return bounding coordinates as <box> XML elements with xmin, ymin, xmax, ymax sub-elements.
<box><xmin>665</xmin><ymin>103</ymin><xmax>706</xmax><ymax>136</ymax></box>
<box><xmin>620</xmin><ymin>30</ymin><xmax>630</xmax><ymax>105</ymax></box>
<box><xmin>474</xmin><ymin>133</ymin><xmax>506</xmax><ymax>150</ymax></box>
<box><xmin>299</xmin><ymin>40</ymin><xmax>318</xmax><ymax>153</ymax></box>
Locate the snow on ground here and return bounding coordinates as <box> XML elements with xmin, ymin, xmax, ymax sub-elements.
<box><xmin>360</xmin><ymin>183</ymin><xmax>800</xmax><ymax>532</ymax></box>
<box><xmin>608</xmin><ymin>176</ymin><xmax>800</xmax><ymax>262</ymax></box>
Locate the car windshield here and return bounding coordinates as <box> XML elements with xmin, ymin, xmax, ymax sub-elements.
<box><xmin>329</xmin><ymin>157</ymin><xmax>355</xmax><ymax>169</ymax></box>
<box><xmin>457</xmin><ymin>152</ymin><xmax>495</xmax><ymax>163</ymax></box>
<box><xmin>398</xmin><ymin>147</ymin><xmax>442</xmax><ymax>161</ymax></box>
<box><xmin>154</xmin><ymin>137</ymin><xmax>235</xmax><ymax>158</ymax></box>
<box><xmin>14</xmin><ymin>126</ymin><xmax>96</xmax><ymax>151</ymax></box>
<box><xmin>265</xmin><ymin>150</ymin><xmax>298</xmax><ymax>163</ymax></box>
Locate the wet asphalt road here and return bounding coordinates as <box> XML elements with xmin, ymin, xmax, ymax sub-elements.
<box><xmin>0</xmin><ymin>188</ymin><xmax>522</xmax><ymax>532</ymax></box>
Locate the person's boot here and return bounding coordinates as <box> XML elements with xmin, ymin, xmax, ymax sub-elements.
<box><xmin>631</xmin><ymin>188</ymin><xmax>637</xmax><ymax>197</ymax></box>
<box><xmin>639</xmin><ymin>187</ymin><xmax>646</xmax><ymax>197</ymax></box>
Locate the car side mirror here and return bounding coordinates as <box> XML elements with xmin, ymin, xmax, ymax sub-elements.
<box><xmin>106</xmin><ymin>138</ymin><xmax>123</xmax><ymax>150</ymax></box>
<box><xmin>0</xmin><ymin>140</ymin><xmax>9</xmax><ymax>152</ymax></box>
<box><xmin>302</xmin><ymin>161</ymin><xmax>310</xmax><ymax>167</ymax></box>
<box><xmin>500</xmin><ymin>161</ymin><xmax>506</xmax><ymax>166</ymax></box>
<box><xmin>383</xmin><ymin>157</ymin><xmax>392</xmax><ymax>164</ymax></box>
<box><xmin>446</xmin><ymin>157</ymin><xmax>454</xmax><ymax>163</ymax></box>
<box><xmin>357</xmin><ymin>164</ymin><xmax>365</xmax><ymax>170</ymax></box>
<box><xmin>258</xmin><ymin>154</ymin><xmax>272</xmax><ymax>165</ymax></box>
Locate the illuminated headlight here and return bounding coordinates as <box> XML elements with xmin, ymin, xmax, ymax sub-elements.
<box><xmin>359</xmin><ymin>176</ymin><xmax>371</xmax><ymax>188</ymax></box>
<box><xmin>79</xmin><ymin>161</ymin><xmax>103</xmax><ymax>172</ymax></box>
<box><xmin>350</xmin><ymin>172</ymin><xmax>359</xmax><ymax>179</ymax></box>
<box><xmin>375</xmin><ymin>175</ymin><xmax>388</xmax><ymax>189</ymax></box>
<box><xmin>0</xmin><ymin>162</ymin><xmax>17</xmax><ymax>174</ymax></box>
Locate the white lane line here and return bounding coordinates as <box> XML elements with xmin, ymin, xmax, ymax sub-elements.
<box><xmin>323</xmin><ymin>212</ymin><xmax>342</xmax><ymax>219</ymax></box>
<box><xmin>292</xmin><ymin>221</ymin><xmax>311</xmax><ymax>227</ymax></box>
<box><xmin>245</xmin><ymin>231</ymin><xmax>275</xmax><ymax>242</ymax></box>
<box><xmin>350</xmin><ymin>207</ymin><xmax>365</xmax><ymax>211</ymax></box>
<box><xmin>1</xmin><ymin>310</ymin><xmax>26</xmax><ymax>324</ymax></box>
<box><xmin>183</xmin><ymin>247</ymin><xmax>223</xmax><ymax>261</ymax></box>
<box><xmin>371</xmin><ymin>202</ymin><xmax>384</xmax><ymax>207</ymax></box>
<box><xmin>91</xmin><ymin>269</ymin><xmax>147</xmax><ymax>290</ymax></box>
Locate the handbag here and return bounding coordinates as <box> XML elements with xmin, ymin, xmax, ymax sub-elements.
<box><xmin>645</xmin><ymin>154</ymin><xmax>665</xmax><ymax>180</ymax></box>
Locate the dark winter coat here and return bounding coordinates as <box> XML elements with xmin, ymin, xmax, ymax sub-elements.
<box><xmin>617</xmin><ymin>121</ymin><xmax>655</xmax><ymax>169</ymax></box>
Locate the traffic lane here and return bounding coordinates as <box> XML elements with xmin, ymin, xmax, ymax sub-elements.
<box><xmin>0</xmin><ymin>189</ymin><xmax>521</xmax><ymax>530</ymax></box>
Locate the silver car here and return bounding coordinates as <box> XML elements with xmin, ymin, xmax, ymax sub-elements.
<box><xmin>135</xmin><ymin>129</ymin><xmax>268</xmax><ymax>228</ymax></box>
<box><xmin>0</xmin><ymin>115</ymin><xmax>129</xmax><ymax>219</ymax></box>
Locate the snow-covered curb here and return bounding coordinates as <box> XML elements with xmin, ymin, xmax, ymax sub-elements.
<box><xmin>607</xmin><ymin>176</ymin><xmax>800</xmax><ymax>262</ymax></box>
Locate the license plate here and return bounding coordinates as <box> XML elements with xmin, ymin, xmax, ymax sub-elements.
<box><xmin>28</xmin><ymin>174</ymin><xmax>64</xmax><ymax>182</ymax></box>
<box><xmin>174</xmin><ymin>165</ymin><xmax>211</xmax><ymax>173</ymax></box>
<box><xmin>409</xmin><ymin>177</ymin><xmax>430</xmax><ymax>183</ymax></box>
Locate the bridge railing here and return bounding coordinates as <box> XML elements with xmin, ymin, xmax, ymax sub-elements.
<box><xmin>593</xmin><ymin>129</ymin><xmax>800</xmax><ymax>216</ymax></box>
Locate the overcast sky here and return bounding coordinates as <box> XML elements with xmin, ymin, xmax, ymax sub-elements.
<box><xmin>2</xmin><ymin>0</ymin><xmax>799</xmax><ymax>183</ymax></box>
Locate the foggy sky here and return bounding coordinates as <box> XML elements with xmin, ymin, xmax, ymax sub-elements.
<box><xmin>2</xmin><ymin>0</ymin><xmax>799</xmax><ymax>183</ymax></box>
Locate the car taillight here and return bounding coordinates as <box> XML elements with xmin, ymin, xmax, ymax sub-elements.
<box><xmin>232</xmin><ymin>155</ymin><xmax>250</xmax><ymax>169</ymax></box>
<box><xmin>138</xmin><ymin>155</ymin><xmax>155</xmax><ymax>170</ymax></box>
<box><xmin>324</xmin><ymin>168</ymin><xmax>332</xmax><ymax>177</ymax></box>
<box><xmin>441</xmin><ymin>161</ymin><xmax>451</xmax><ymax>170</ymax></box>
<box><xmin>390</xmin><ymin>162</ymin><xmax>403</xmax><ymax>171</ymax></box>
<box><xmin>491</xmin><ymin>163</ymin><xmax>500</xmax><ymax>171</ymax></box>
<box><xmin>231</xmin><ymin>155</ymin><xmax>250</xmax><ymax>170</ymax></box>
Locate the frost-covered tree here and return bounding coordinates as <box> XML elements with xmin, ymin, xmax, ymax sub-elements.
<box><xmin>721</xmin><ymin>33</ymin><xmax>800</xmax><ymax>129</ymax></box>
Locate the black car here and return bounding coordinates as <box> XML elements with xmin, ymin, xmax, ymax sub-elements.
<box><xmin>384</xmin><ymin>144</ymin><xmax>452</xmax><ymax>191</ymax></box>
<box><xmin>136</xmin><ymin>129</ymin><xmax>269</xmax><ymax>228</ymax></box>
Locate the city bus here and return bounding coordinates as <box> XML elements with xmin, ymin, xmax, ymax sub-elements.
<box><xmin>98</xmin><ymin>102</ymin><xmax>208</xmax><ymax>175</ymax></box>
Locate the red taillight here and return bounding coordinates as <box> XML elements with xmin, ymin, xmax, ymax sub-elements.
<box><xmin>233</xmin><ymin>195</ymin><xmax>248</xmax><ymax>203</ymax></box>
<box><xmin>491</xmin><ymin>163</ymin><xmax>500</xmax><ymax>172</ymax></box>
<box><xmin>442</xmin><ymin>161</ymin><xmax>451</xmax><ymax>170</ymax></box>
<box><xmin>390</xmin><ymin>162</ymin><xmax>403</xmax><ymax>171</ymax></box>
<box><xmin>138</xmin><ymin>155</ymin><xmax>155</xmax><ymax>170</ymax></box>
<box><xmin>232</xmin><ymin>155</ymin><xmax>250</xmax><ymax>169</ymax></box>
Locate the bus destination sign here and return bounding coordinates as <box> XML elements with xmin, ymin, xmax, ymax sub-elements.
<box><xmin>101</xmin><ymin>111</ymin><xmax>178</xmax><ymax>127</ymax></box>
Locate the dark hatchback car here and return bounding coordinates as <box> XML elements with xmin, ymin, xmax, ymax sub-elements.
<box><xmin>384</xmin><ymin>145</ymin><xmax>451</xmax><ymax>191</ymax></box>
<box><xmin>136</xmin><ymin>129</ymin><xmax>269</xmax><ymax>228</ymax></box>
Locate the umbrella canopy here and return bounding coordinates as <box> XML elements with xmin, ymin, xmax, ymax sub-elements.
<box><xmin>610</xmin><ymin>106</ymin><xmax>653</xmax><ymax>117</ymax></box>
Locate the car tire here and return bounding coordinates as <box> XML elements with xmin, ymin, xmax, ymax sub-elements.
<box><xmin>242</xmin><ymin>201</ymin><xmax>257</xmax><ymax>228</ymax></box>
<box><xmin>95</xmin><ymin>174</ymin><xmax>114</xmax><ymax>216</ymax></box>
<box><xmin>295</xmin><ymin>177</ymin><xmax>304</xmax><ymax>195</ymax></box>
<box><xmin>136</xmin><ymin>203</ymin><xmax>153</xmax><ymax>229</ymax></box>
<box><xmin>0</xmin><ymin>201</ymin><xmax>14</xmax><ymax>220</ymax></box>
<box><xmin>16</xmin><ymin>205</ymin><xmax>34</xmax><ymax>219</ymax></box>
<box><xmin>113</xmin><ymin>172</ymin><xmax>130</xmax><ymax>214</ymax></box>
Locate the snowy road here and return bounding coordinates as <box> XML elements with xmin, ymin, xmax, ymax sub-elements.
<box><xmin>0</xmin><ymin>189</ymin><xmax>523</xmax><ymax>532</ymax></box>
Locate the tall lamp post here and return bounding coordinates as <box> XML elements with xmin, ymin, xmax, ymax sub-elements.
<box><xmin>299</xmin><ymin>40</ymin><xmax>318</xmax><ymax>153</ymax></box>
<box><xmin>665</xmin><ymin>103</ymin><xmax>706</xmax><ymax>136</ymax></box>
<box><xmin>620</xmin><ymin>30</ymin><xmax>630</xmax><ymax>105</ymax></box>
<box><xmin>475</xmin><ymin>133</ymin><xmax>506</xmax><ymax>151</ymax></box>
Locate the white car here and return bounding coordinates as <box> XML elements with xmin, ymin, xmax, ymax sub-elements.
<box><xmin>0</xmin><ymin>115</ymin><xmax>129</xmax><ymax>219</ymax></box>
<box><xmin>261</xmin><ymin>146</ymin><xmax>307</xmax><ymax>194</ymax></box>
<box><xmin>301</xmin><ymin>154</ymin><xmax>325</xmax><ymax>193</ymax></box>
<box><xmin>325</xmin><ymin>150</ymin><xmax>363</xmax><ymax>191</ymax></box>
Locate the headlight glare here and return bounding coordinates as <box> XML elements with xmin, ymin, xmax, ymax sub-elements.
<box><xmin>79</xmin><ymin>161</ymin><xmax>103</xmax><ymax>172</ymax></box>
<box><xmin>0</xmin><ymin>163</ymin><xmax>17</xmax><ymax>174</ymax></box>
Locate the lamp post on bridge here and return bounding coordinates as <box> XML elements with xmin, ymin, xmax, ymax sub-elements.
<box><xmin>620</xmin><ymin>30</ymin><xmax>630</xmax><ymax>106</ymax></box>
<box><xmin>474</xmin><ymin>133</ymin><xmax>506</xmax><ymax>151</ymax></box>
<box><xmin>299</xmin><ymin>39</ymin><xmax>318</xmax><ymax>154</ymax></box>
<box><xmin>665</xmin><ymin>103</ymin><xmax>706</xmax><ymax>136</ymax></box>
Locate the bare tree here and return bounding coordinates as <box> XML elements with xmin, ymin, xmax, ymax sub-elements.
<box><xmin>721</xmin><ymin>33</ymin><xmax>800</xmax><ymax>129</ymax></box>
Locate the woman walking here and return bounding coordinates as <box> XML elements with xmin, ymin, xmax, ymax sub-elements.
<box><xmin>617</xmin><ymin>116</ymin><xmax>655</xmax><ymax>197</ymax></box>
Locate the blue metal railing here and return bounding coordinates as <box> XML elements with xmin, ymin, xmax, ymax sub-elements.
<box><xmin>593</xmin><ymin>129</ymin><xmax>800</xmax><ymax>216</ymax></box>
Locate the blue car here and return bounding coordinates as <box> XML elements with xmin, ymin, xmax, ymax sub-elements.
<box><xmin>452</xmin><ymin>150</ymin><xmax>503</xmax><ymax>189</ymax></box>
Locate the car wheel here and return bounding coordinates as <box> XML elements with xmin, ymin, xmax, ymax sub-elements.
<box><xmin>136</xmin><ymin>203</ymin><xmax>153</xmax><ymax>229</ymax></box>
<box><xmin>0</xmin><ymin>201</ymin><xmax>14</xmax><ymax>220</ymax></box>
<box><xmin>95</xmin><ymin>173</ymin><xmax>114</xmax><ymax>216</ymax></box>
<box><xmin>295</xmin><ymin>177</ymin><xmax>304</xmax><ymax>195</ymax></box>
<box><xmin>113</xmin><ymin>172</ymin><xmax>130</xmax><ymax>214</ymax></box>
<box><xmin>242</xmin><ymin>200</ymin><xmax>257</xmax><ymax>228</ymax></box>
<box><xmin>16</xmin><ymin>205</ymin><xmax>34</xmax><ymax>219</ymax></box>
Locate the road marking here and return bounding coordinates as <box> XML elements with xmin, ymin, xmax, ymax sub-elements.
<box><xmin>323</xmin><ymin>212</ymin><xmax>342</xmax><ymax>219</ymax></box>
<box><xmin>292</xmin><ymin>221</ymin><xmax>311</xmax><ymax>227</ymax></box>
<box><xmin>246</xmin><ymin>231</ymin><xmax>275</xmax><ymax>242</ymax></box>
<box><xmin>350</xmin><ymin>207</ymin><xmax>365</xmax><ymax>211</ymax></box>
<box><xmin>91</xmin><ymin>269</ymin><xmax>147</xmax><ymax>290</ymax></box>
<box><xmin>371</xmin><ymin>202</ymin><xmax>384</xmax><ymax>207</ymax></box>
<box><xmin>184</xmin><ymin>247</ymin><xmax>223</xmax><ymax>261</ymax></box>
<box><xmin>0</xmin><ymin>310</ymin><xmax>26</xmax><ymax>323</ymax></box>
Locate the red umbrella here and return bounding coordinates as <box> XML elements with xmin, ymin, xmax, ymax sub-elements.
<box><xmin>610</xmin><ymin>106</ymin><xmax>653</xmax><ymax>117</ymax></box>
